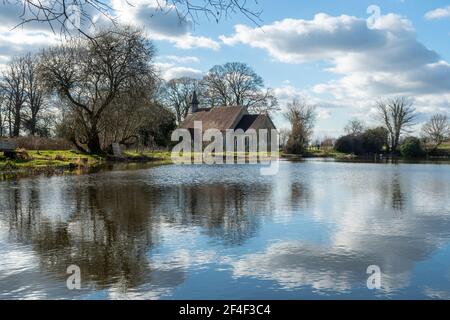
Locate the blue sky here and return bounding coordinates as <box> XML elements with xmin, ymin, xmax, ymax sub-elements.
<box><xmin>1</xmin><ymin>0</ymin><xmax>450</xmax><ymax>137</ymax></box>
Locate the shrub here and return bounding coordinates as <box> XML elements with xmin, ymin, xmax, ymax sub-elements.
<box><xmin>336</xmin><ymin>127</ymin><xmax>389</xmax><ymax>155</ymax></box>
<box><xmin>334</xmin><ymin>134</ymin><xmax>365</xmax><ymax>155</ymax></box>
<box><xmin>400</xmin><ymin>137</ymin><xmax>426</xmax><ymax>158</ymax></box>
<box><xmin>285</xmin><ymin>134</ymin><xmax>305</xmax><ymax>154</ymax></box>
<box><xmin>362</xmin><ymin>127</ymin><xmax>388</xmax><ymax>154</ymax></box>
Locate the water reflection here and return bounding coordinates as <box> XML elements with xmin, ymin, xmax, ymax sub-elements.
<box><xmin>0</xmin><ymin>161</ymin><xmax>450</xmax><ymax>299</ymax></box>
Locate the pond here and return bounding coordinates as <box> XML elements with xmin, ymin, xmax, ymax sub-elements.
<box><xmin>0</xmin><ymin>159</ymin><xmax>449</xmax><ymax>299</ymax></box>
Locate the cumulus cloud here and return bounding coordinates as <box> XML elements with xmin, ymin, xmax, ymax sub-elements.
<box><xmin>425</xmin><ymin>6</ymin><xmax>450</xmax><ymax>20</ymax></box>
<box><xmin>164</xmin><ymin>55</ymin><xmax>200</xmax><ymax>64</ymax></box>
<box><xmin>111</xmin><ymin>0</ymin><xmax>220</xmax><ymax>50</ymax></box>
<box><xmin>155</xmin><ymin>54</ymin><xmax>202</xmax><ymax>80</ymax></box>
<box><xmin>221</xmin><ymin>13</ymin><xmax>450</xmax><ymax>117</ymax></box>
<box><xmin>0</xmin><ymin>0</ymin><xmax>219</xmax><ymax>68</ymax></box>
<box><xmin>155</xmin><ymin>62</ymin><xmax>203</xmax><ymax>80</ymax></box>
<box><xmin>0</xmin><ymin>3</ymin><xmax>61</xmax><ymax>67</ymax></box>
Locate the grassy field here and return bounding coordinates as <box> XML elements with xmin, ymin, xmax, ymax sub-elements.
<box><xmin>123</xmin><ymin>150</ymin><xmax>172</xmax><ymax>161</ymax></box>
<box><xmin>0</xmin><ymin>149</ymin><xmax>175</xmax><ymax>172</ymax></box>
<box><xmin>439</xmin><ymin>142</ymin><xmax>450</xmax><ymax>152</ymax></box>
<box><xmin>303</xmin><ymin>147</ymin><xmax>352</xmax><ymax>159</ymax></box>
<box><xmin>0</xmin><ymin>150</ymin><xmax>103</xmax><ymax>170</ymax></box>
<box><xmin>0</xmin><ymin>149</ymin><xmax>285</xmax><ymax>172</ymax></box>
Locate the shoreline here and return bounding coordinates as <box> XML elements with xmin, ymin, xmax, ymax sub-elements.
<box><xmin>2</xmin><ymin>150</ymin><xmax>450</xmax><ymax>180</ymax></box>
<box><xmin>0</xmin><ymin>150</ymin><xmax>172</xmax><ymax>180</ymax></box>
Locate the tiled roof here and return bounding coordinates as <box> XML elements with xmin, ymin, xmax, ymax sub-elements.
<box><xmin>235</xmin><ymin>114</ymin><xmax>276</xmax><ymax>131</ymax></box>
<box><xmin>179</xmin><ymin>106</ymin><xmax>247</xmax><ymax>131</ymax></box>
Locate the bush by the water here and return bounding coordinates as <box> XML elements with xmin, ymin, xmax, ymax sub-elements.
<box><xmin>334</xmin><ymin>134</ymin><xmax>364</xmax><ymax>155</ymax></box>
<box><xmin>335</xmin><ymin>127</ymin><xmax>388</xmax><ymax>155</ymax></box>
<box><xmin>400</xmin><ymin>137</ymin><xmax>426</xmax><ymax>158</ymax></box>
<box><xmin>284</xmin><ymin>128</ymin><xmax>306</xmax><ymax>154</ymax></box>
<box><xmin>362</xmin><ymin>127</ymin><xmax>389</xmax><ymax>154</ymax></box>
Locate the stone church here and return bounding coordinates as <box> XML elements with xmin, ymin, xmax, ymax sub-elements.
<box><xmin>179</xmin><ymin>91</ymin><xmax>277</xmax><ymax>134</ymax></box>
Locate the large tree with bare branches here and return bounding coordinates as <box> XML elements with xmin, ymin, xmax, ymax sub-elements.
<box><xmin>344</xmin><ymin>118</ymin><xmax>365</xmax><ymax>135</ymax></box>
<box><xmin>375</xmin><ymin>97</ymin><xmax>417</xmax><ymax>152</ymax></box>
<box><xmin>22</xmin><ymin>53</ymin><xmax>48</xmax><ymax>136</ymax></box>
<box><xmin>163</xmin><ymin>77</ymin><xmax>201</xmax><ymax>124</ymax></box>
<box><xmin>421</xmin><ymin>114</ymin><xmax>450</xmax><ymax>151</ymax></box>
<box><xmin>1</xmin><ymin>56</ymin><xmax>27</xmax><ymax>137</ymax></box>
<box><xmin>201</xmin><ymin>62</ymin><xmax>278</xmax><ymax>113</ymax></box>
<box><xmin>38</xmin><ymin>26</ymin><xmax>157</xmax><ymax>153</ymax></box>
<box><xmin>284</xmin><ymin>98</ymin><xmax>317</xmax><ymax>154</ymax></box>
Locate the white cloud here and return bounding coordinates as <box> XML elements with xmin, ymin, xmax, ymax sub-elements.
<box><xmin>0</xmin><ymin>0</ymin><xmax>216</xmax><ymax>67</ymax></box>
<box><xmin>155</xmin><ymin>54</ymin><xmax>202</xmax><ymax>80</ymax></box>
<box><xmin>0</xmin><ymin>3</ymin><xmax>61</xmax><ymax>66</ymax></box>
<box><xmin>164</xmin><ymin>55</ymin><xmax>200</xmax><ymax>64</ymax></box>
<box><xmin>155</xmin><ymin>62</ymin><xmax>203</xmax><ymax>80</ymax></box>
<box><xmin>111</xmin><ymin>0</ymin><xmax>220</xmax><ymax>50</ymax></box>
<box><xmin>425</xmin><ymin>6</ymin><xmax>450</xmax><ymax>20</ymax></box>
<box><xmin>221</xmin><ymin>13</ymin><xmax>450</xmax><ymax>117</ymax></box>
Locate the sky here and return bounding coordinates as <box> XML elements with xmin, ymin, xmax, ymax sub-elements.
<box><xmin>1</xmin><ymin>0</ymin><xmax>450</xmax><ymax>138</ymax></box>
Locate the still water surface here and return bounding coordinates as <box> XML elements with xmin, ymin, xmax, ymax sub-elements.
<box><xmin>0</xmin><ymin>159</ymin><xmax>449</xmax><ymax>299</ymax></box>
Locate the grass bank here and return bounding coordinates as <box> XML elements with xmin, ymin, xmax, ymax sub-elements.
<box><xmin>0</xmin><ymin>149</ymin><xmax>173</xmax><ymax>179</ymax></box>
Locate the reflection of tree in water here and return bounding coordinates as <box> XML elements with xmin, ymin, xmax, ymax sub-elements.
<box><xmin>391</xmin><ymin>175</ymin><xmax>406</xmax><ymax>216</ymax></box>
<box><xmin>1</xmin><ymin>179</ymin><xmax>162</xmax><ymax>290</ymax></box>
<box><xmin>290</xmin><ymin>182</ymin><xmax>310</xmax><ymax>209</ymax></box>
<box><xmin>156</xmin><ymin>183</ymin><xmax>273</xmax><ymax>246</ymax></box>
<box><xmin>0</xmin><ymin>177</ymin><xmax>272</xmax><ymax>292</ymax></box>
<box><xmin>377</xmin><ymin>173</ymin><xmax>406</xmax><ymax>217</ymax></box>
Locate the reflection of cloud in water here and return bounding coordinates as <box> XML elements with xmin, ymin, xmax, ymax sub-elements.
<box><xmin>423</xmin><ymin>288</ymin><xmax>450</xmax><ymax>300</ymax></box>
<box><xmin>227</xmin><ymin>164</ymin><xmax>450</xmax><ymax>294</ymax></box>
<box><xmin>1</xmin><ymin>161</ymin><xmax>450</xmax><ymax>298</ymax></box>
<box><xmin>230</xmin><ymin>241</ymin><xmax>411</xmax><ymax>293</ymax></box>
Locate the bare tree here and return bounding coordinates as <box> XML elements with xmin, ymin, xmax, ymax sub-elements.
<box><xmin>202</xmin><ymin>62</ymin><xmax>278</xmax><ymax>113</ymax></box>
<box><xmin>0</xmin><ymin>88</ymin><xmax>5</xmax><ymax>136</ymax></box>
<box><xmin>375</xmin><ymin>97</ymin><xmax>417</xmax><ymax>152</ymax></box>
<box><xmin>8</xmin><ymin>0</ymin><xmax>261</xmax><ymax>37</ymax></box>
<box><xmin>100</xmin><ymin>82</ymin><xmax>161</xmax><ymax>148</ymax></box>
<box><xmin>278</xmin><ymin>128</ymin><xmax>290</xmax><ymax>150</ymax></box>
<box><xmin>1</xmin><ymin>56</ymin><xmax>27</xmax><ymax>137</ymax></box>
<box><xmin>321</xmin><ymin>136</ymin><xmax>335</xmax><ymax>149</ymax></box>
<box><xmin>21</xmin><ymin>53</ymin><xmax>48</xmax><ymax>136</ymax></box>
<box><xmin>421</xmin><ymin>114</ymin><xmax>450</xmax><ymax>151</ymax></box>
<box><xmin>344</xmin><ymin>118</ymin><xmax>365</xmax><ymax>135</ymax></box>
<box><xmin>163</xmin><ymin>77</ymin><xmax>200</xmax><ymax>124</ymax></box>
<box><xmin>38</xmin><ymin>26</ymin><xmax>157</xmax><ymax>153</ymax></box>
<box><xmin>283</xmin><ymin>98</ymin><xmax>317</xmax><ymax>154</ymax></box>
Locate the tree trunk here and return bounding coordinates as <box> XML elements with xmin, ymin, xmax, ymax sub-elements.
<box><xmin>8</xmin><ymin>106</ymin><xmax>12</xmax><ymax>137</ymax></box>
<box><xmin>30</xmin><ymin>114</ymin><xmax>37</xmax><ymax>136</ymax></box>
<box><xmin>87</xmin><ymin>130</ymin><xmax>103</xmax><ymax>154</ymax></box>
<box><xmin>12</xmin><ymin>104</ymin><xmax>21</xmax><ymax>137</ymax></box>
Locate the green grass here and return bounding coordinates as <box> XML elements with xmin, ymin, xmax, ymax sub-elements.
<box><xmin>4</xmin><ymin>143</ymin><xmax>444</xmax><ymax>173</ymax></box>
<box><xmin>438</xmin><ymin>142</ymin><xmax>450</xmax><ymax>151</ymax></box>
<box><xmin>0</xmin><ymin>149</ymin><xmax>177</xmax><ymax>173</ymax></box>
<box><xmin>302</xmin><ymin>147</ymin><xmax>351</xmax><ymax>159</ymax></box>
<box><xmin>123</xmin><ymin>150</ymin><xmax>172</xmax><ymax>161</ymax></box>
<box><xmin>0</xmin><ymin>150</ymin><xmax>103</xmax><ymax>171</ymax></box>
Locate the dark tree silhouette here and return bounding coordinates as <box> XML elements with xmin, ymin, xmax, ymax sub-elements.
<box><xmin>283</xmin><ymin>98</ymin><xmax>316</xmax><ymax>154</ymax></box>
<box><xmin>202</xmin><ymin>62</ymin><xmax>278</xmax><ymax>113</ymax></box>
<box><xmin>7</xmin><ymin>0</ymin><xmax>261</xmax><ymax>37</ymax></box>
<box><xmin>163</xmin><ymin>77</ymin><xmax>201</xmax><ymax>124</ymax></box>
<box><xmin>38</xmin><ymin>26</ymin><xmax>157</xmax><ymax>153</ymax></box>
<box><xmin>375</xmin><ymin>97</ymin><xmax>417</xmax><ymax>152</ymax></box>
<box><xmin>421</xmin><ymin>114</ymin><xmax>450</xmax><ymax>151</ymax></box>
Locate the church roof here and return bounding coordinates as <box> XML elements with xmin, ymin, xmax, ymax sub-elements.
<box><xmin>235</xmin><ymin>114</ymin><xmax>276</xmax><ymax>131</ymax></box>
<box><xmin>180</xmin><ymin>106</ymin><xmax>247</xmax><ymax>131</ymax></box>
